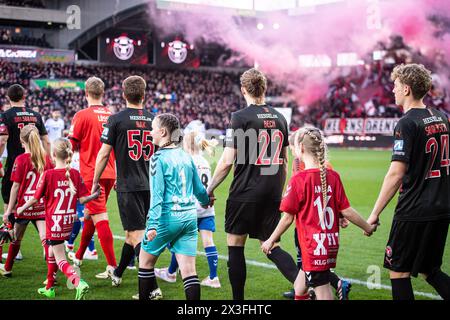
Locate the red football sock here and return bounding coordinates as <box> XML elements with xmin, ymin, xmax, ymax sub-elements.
<box><xmin>75</xmin><ymin>218</ymin><xmax>95</xmax><ymax>260</ymax></box>
<box><xmin>96</xmin><ymin>220</ymin><xmax>116</xmax><ymax>267</ymax></box>
<box><xmin>58</xmin><ymin>260</ymin><xmax>79</xmax><ymax>285</ymax></box>
<box><xmin>5</xmin><ymin>240</ymin><xmax>21</xmax><ymax>271</ymax></box>
<box><xmin>295</xmin><ymin>293</ymin><xmax>310</xmax><ymax>300</ymax></box>
<box><xmin>46</xmin><ymin>256</ymin><xmax>58</xmax><ymax>289</ymax></box>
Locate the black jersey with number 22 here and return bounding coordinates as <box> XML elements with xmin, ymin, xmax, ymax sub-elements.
<box><xmin>225</xmin><ymin>104</ymin><xmax>289</xmax><ymax>202</ymax></box>
<box><xmin>101</xmin><ymin>108</ymin><xmax>154</xmax><ymax>192</ymax></box>
<box><xmin>392</xmin><ymin>108</ymin><xmax>450</xmax><ymax>221</ymax></box>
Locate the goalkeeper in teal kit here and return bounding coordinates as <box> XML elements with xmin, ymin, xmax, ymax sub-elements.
<box><xmin>138</xmin><ymin>113</ymin><xmax>213</xmax><ymax>301</ymax></box>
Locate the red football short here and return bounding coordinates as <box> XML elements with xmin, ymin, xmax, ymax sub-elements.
<box><xmin>84</xmin><ymin>179</ymin><xmax>115</xmax><ymax>215</ymax></box>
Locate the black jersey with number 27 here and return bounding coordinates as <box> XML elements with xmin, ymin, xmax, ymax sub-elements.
<box><xmin>224</xmin><ymin>104</ymin><xmax>289</xmax><ymax>202</ymax></box>
<box><xmin>101</xmin><ymin>108</ymin><xmax>155</xmax><ymax>192</ymax></box>
<box><xmin>392</xmin><ymin>108</ymin><xmax>450</xmax><ymax>222</ymax></box>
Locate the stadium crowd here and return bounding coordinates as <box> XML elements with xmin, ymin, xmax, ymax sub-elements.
<box><xmin>0</xmin><ymin>0</ymin><xmax>45</xmax><ymax>8</ymax></box>
<box><xmin>0</xmin><ymin>37</ymin><xmax>448</xmax><ymax>131</ymax></box>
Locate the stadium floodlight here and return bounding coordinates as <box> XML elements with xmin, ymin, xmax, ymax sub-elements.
<box><xmin>256</xmin><ymin>23</ymin><xmax>264</xmax><ymax>30</ymax></box>
<box><xmin>273</xmin><ymin>23</ymin><xmax>280</xmax><ymax>30</ymax></box>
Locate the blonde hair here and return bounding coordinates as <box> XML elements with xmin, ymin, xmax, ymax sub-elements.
<box><xmin>85</xmin><ymin>76</ymin><xmax>105</xmax><ymax>100</ymax></box>
<box><xmin>183</xmin><ymin>131</ymin><xmax>218</xmax><ymax>157</ymax></box>
<box><xmin>20</xmin><ymin>125</ymin><xmax>46</xmax><ymax>174</ymax></box>
<box><xmin>296</xmin><ymin>127</ymin><xmax>328</xmax><ymax>226</ymax></box>
<box><xmin>53</xmin><ymin>138</ymin><xmax>76</xmax><ymax>195</ymax></box>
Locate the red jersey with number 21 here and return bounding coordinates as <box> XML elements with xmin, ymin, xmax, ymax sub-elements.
<box><xmin>280</xmin><ymin>169</ymin><xmax>350</xmax><ymax>272</ymax></box>
<box><xmin>34</xmin><ymin>168</ymin><xmax>89</xmax><ymax>240</ymax></box>
<box><xmin>11</xmin><ymin>153</ymin><xmax>54</xmax><ymax>220</ymax></box>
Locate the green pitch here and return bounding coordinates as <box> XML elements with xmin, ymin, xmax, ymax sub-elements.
<box><xmin>0</xmin><ymin>148</ymin><xmax>449</xmax><ymax>300</ymax></box>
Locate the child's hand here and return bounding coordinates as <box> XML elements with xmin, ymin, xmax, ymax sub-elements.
<box><xmin>261</xmin><ymin>239</ymin><xmax>275</xmax><ymax>255</ymax></box>
<box><xmin>339</xmin><ymin>218</ymin><xmax>349</xmax><ymax>228</ymax></box>
<box><xmin>146</xmin><ymin>229</ymin><xmax>157</xmax><ymax>241</ymax></box>
<box><xmin>16</xmin><ymin>206</ymin><xmax>24</xmax><ymax>216</ymax></box>
<box><xmin>364</xmin><ymin>223</ymin><xmax>378</xmax><ymax>237</ymax></box>
<box><xmin>2</xmin><ymin>212</ymin><xmax>9</xmax><ymax>223</ymax></box>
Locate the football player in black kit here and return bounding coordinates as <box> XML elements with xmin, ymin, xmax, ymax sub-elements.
<box><xmin>93</xmin><ymin>76</ymin><xmax>155</xmax><ymax>288</ymax></box>
<box><xmin>368</xmin><ymin>64</ymin><xmax>450</xmax><ymax>300</ymax></box>
<box><xmin>207</xmin><ymin>68</ymin><xmax>298</xmax><ymax>300</ymax></box>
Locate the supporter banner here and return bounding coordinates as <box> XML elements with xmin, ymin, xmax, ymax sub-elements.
<box><xmin>31</xmin><ymin>79</ymin><xmax>85</xmax><ymax>90</ymax></box>
<box><xmin>324</xmin><ymin>118</ymin><xmax>399</xmax><ymax>136</ymax></box>
<box><xmin>0</xmin><ymin>45</ymin><xmax>75</xmax><ymax>63</ymax></box>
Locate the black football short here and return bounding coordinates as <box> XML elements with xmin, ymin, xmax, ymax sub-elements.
<box><xmin>1</xmin><ymin>170</ymin><xmax>12</xmax><ymax>203</ymax></box>
<box><xmin>225</xmin><ymin>199</ymin><xmax>281</xmax><ymax>241</ymax></box>
<box><xmin>305</xmin><ymin>270</ymin><xmax>331</xmax><ymax>288</ymax></box>
<box><xmin>46</xmin><ymin>239</ymin><xmax>64</xmax><ymax>246</ymax></box>
<box><xmin>117</xmin><ymin>191</ymin><xmax>150</xmax><ymax>231</ymax></box>
<box><xmin>384</xmin><ymin>219</ymin><xmax>449</xmax><ymax>277</ymax></box>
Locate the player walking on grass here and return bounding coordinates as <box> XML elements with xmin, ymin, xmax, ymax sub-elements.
<box><xmin>17</xmin><ymin>138</ymin><xmax>99</xmax><ymax>299</ymax></box>
<box><xmin>0</xmin><ymin>125</ymin><xmax>53</xmax><ymax>277</ymax></box>
<box><xmin>207</xmin><ymin>68</ymin><xmax>298</xmax><ymax>300</ymax></box>
<box><xmin>0</xmin><ymin>84</ymin><xmax>50</xmax><ymax>263</ymax></box>
<box><xmin>261</xmin><ymin>128</ymin><xmax>376</xmax><ymax>300</ymax></box>
<box><xmin>68</xmin><ymin>77</ymin><xmax>117</xmax><ymax>278</ymax></box>
<box><xmin>282</xmin><ymin>130</ymin><xmax>352</xmax><ymax>300</ymax></box>
<box><xmin>155</xmin><ymin>130</ymin><xmax>221</xmax><ymax>288</ymax></box>
<box><xmin>367</xmin><ymin>64</ymin><xmax>450</xmax><ymax>300</ymax></box>
<box><xmin>139</xmin><ymin>114</ymin><xmax>212</xmax><ymax>301</ymax></box>
<box><xmin>93</xmin><ymin>75</ymin><xmax>155</xmax><ymax>287</ymax></box>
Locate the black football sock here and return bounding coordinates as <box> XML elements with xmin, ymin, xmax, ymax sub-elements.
<box><xmin>426</xmin><ymin>269</ymin><xmax>450</xmax><ymax>300</ymax></box>
<box><xmin>138</xmin><ymin>268</ymin><xmax>157</xmax><ymax>301</ymax></box>
<box><xmin>266</xmin><ymin>246</ymin><xmax>298</xmax><ymax>284</ymax></box>
<box><xmin>329</xmin><ymin>271</ymin><xmax>341</xmax><ymax>290</ymax></box>
<box><xmin>134</xmin><ymin>242</ymin><xmax>141</xmax><ymax>262</ymax></box>
<box><xmin>228</xmin><ymin>246</ymin><xmax>246</xmax><ymax>300</ymax></box>
<box><xmin>183</xmin><ymin>275</ymin><xmax>201</xmax><ymax>300</ymax></box>
<box><xmin>114</xmin><ymin>242</ymin><xmax>135</xmax><ymax>278</ymax></box>
<box><xmin>391</xmin><ymin>278</ymin><xmax>415</xmax><ymax>300</ymax></box>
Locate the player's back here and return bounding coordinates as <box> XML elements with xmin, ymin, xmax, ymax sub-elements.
<box><xmin>393</xmin><ymin>108</ymin><xmax>450</xmax><ymax>221</ymax></box>
<box><xmin>226</xmin><ymin>105</ymin><xmax>289</xmax><ymax>202</ymax></box>
<box><xmin>70</xmin><ymin>105</ymin><xmax>115</xmax><ymax>182</ymax></box>
<box><xmin>101</xmin><ymin>108</ymin><xmax>154</xmax><ymax>192</ymax></box>
<box><xmin>0</xmin><ymin>106</ymin><xmax>46</xmax><ymax>168</ymax></box>
<box><xmin>151</xmin><ymin>148</ymin><xmax>206</xmax><ymax>220</ymax></box>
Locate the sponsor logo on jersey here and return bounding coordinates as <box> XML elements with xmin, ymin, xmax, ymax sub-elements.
<box><xmin>385</xmin><ymin>245</ymin><xmax>392</xmax><ymax>258</ymax></box>
<box><xmin>393</xmin><ymin>140</ymin><xmax>403</xmax><ymax>151</ymax></box>
<box><xmin>102</xmin><ymin>127</ymin><xmax>109</xmax><ymax>138</ymax></box>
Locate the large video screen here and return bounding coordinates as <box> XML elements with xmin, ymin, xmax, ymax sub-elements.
<box><xmin>99</xmin><ymin>31</ymin><xmax>149</xmax><ymax>65</ymax></box>
<box><xmin>155</xmin><ymin>36</ymin><xmax>200</xmax><ymax>68</ymax></box>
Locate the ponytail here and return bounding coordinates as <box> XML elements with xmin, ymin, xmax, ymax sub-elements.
<box><xmin>20</xmin><ymin>125</ymin><xmax>46</xmax><ymax>174</ymax></box>
<box><xmin>183</xmin><ymin>131</ymin><xmax>218</xmax><ymax>156</ymax></box>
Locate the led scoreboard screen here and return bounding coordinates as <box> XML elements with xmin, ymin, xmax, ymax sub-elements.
<box><xmin>99</xmin><ymin>31</ymin><xmax>149</xmax><ymax>65</ymax></box>
<box><xmin>156</xmin><ymin>36</ymin><xmax>200</xmax><ymax>68</ymax></box>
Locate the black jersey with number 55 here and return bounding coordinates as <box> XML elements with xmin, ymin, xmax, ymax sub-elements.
<box><xmin>101</xmin><ymin>108</ymin><xmax>155</xmax><ymax>192</ymax></box>
<box><xmin>391</xmin><ymin>108</ymin><xmax>450</xmax><ymax>221</ymax></box>
<box><xmin>224</xmin><ymin>104</ymin><xmax>289</xmax><ymax>202</ymax></box>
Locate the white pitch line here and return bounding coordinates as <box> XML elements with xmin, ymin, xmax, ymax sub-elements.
<box><xmin>111</xmin><ymin>234</ymin><xmax>442</xmax><ymax>300</ymax></box>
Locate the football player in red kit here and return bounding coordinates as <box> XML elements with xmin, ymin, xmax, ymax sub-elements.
<box><xmin>18</xmin><ymin>138</ymin><xmax>99</xmax><ymax>299</ymax></box>
<box><xmin>262</xmin><ymin>128</ymin><xmax>376</xmax><ymax>300</ymax></box>
<box><xmin>0</xmin><ymin>125</ymin><xmax>53</xmax><ymax>277</ymax></box>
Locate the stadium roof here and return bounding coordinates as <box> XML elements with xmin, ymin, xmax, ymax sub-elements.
<box><xmin>157</xmin><ymin>0</ymin><xmax>345</xmax><ymax>11</ymax></box>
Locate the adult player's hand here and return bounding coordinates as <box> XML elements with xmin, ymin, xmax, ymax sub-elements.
<box><xmin>364</xmin><ymin>213</ymin><xmax>380</xmax><ymax>236</ymax></box>
<box><xmin>91</xmin><ymin>181</ymin><xmax>101</xmax><ymax>197</ymax></box>
<box><xmin>147</xmin><ymin>229</ymin><xmax>157</xmax><ymax>241</ymax></box>
<box><xmin>339</xmin><ymin>218</ymin><xmax>349</xmax><ymax>228</ymax></box>
<box><xmin>261</xmin><ymin>239</ymin><xmax>275</xmax><ymax>255</ymax></box>
<box><xmin>364</xmin><ymin>224</ymin><xmax>378</xmax><ymax>237</ymax></box>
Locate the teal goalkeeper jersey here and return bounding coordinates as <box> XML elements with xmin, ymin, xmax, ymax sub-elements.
<box><xmin>147</xmin><ymin>147</ymin><xmax>210</xmax><ymax>230</ymax></box>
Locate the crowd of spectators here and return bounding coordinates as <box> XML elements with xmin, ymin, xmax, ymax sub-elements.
<box><xmin>1</xmin><ymin>36</ymin><xmax>448</xmax><ymax>132</ymax></box>
<box><xmin>0</xmin><ymin>0</ymin><xmax>45</xmax><ymax>8</ymax></box>
<box><xmin>289</xmin><ymin>36</ymin><xmax>449</xmax><ymax>130</ymax></box>
<box><xmin>0</xmin><ymin>28</ymin><xmax>51</xmax><ymax>48</ymax></box>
